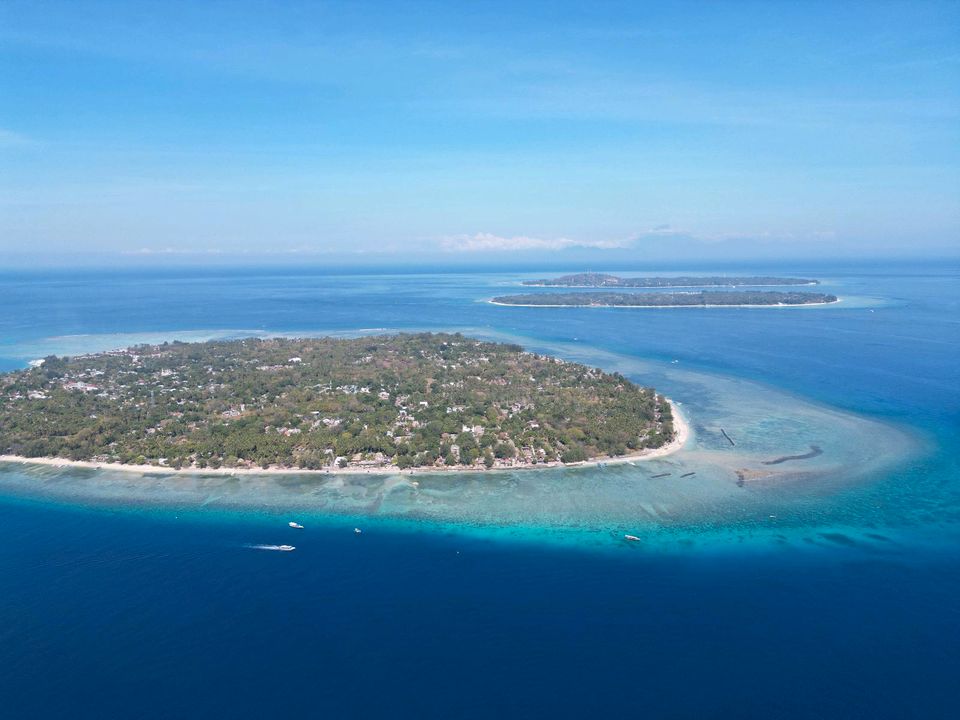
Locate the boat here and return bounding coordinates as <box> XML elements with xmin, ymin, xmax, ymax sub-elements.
<box><xmin>249</xmin><ymin>544</ymin><xmax>296</xmax><ymax>551</ymax></box>
<box><xmin>354</xmin><ymin>527</ymin><xmax>362</xmax><ymax>534</ymax></box>
<box><xmin>288</xmin><ymin>521</ymin><xmax>304</xmax><ymax>529</ymax></box>
<box><xmin>624</xmin><ymin>534</ymin><xmax>640</xmax><ymax>542</ymax></box>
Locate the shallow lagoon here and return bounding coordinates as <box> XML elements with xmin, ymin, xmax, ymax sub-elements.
<box><xmin>0</xmin><ymin>333</ymin><xmax>920</xmax><ymax>555</ymax></box>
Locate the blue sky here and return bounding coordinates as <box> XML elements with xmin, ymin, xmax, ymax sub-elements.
<box><xmin>1</xmin><ymin>0</ymin><xmax>958</xmax><ymax>266</ymax></box>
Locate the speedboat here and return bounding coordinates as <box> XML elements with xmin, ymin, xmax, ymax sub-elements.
<box><xmin>354</xmin><ymin>527</ymin><xmax>362</xmax><ymax>534</ymax></box>
<box><xmin>288</xmin><ymin>521</ymin><xmax>304</xmax><ymax>529</ymax></box>
<box><xmin>248</xmin><ymin>544</ymin><xmax>296</xmax><ymax>552</ymax></box>
<box><xmin>624</xmin><ymin>534</ymin><xmax>640</xmax><ymax>542</ymax></box>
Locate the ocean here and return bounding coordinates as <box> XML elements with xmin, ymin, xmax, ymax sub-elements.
<box><xmin>0</xmin><ymin>261</ymin><xmax>958</xmax><ymax>718</ymax></box>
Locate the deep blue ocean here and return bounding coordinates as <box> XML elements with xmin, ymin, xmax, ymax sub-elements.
<box><xmin>0</xmin><ymin>261</ymin><xmax>958</xmax><ymax>719</ymax></box>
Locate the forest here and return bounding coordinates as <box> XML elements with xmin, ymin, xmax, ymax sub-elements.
<box><xmin>0</xmin><ymin>333</ymin><xmax>674</xmax><ymax>472</ymax></box>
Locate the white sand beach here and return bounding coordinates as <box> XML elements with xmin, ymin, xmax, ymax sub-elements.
<box><xmin>488</xmin><ymin>298</ymin><xmax>841</xmax><ymax>308</ymax></box>
<box><xmin>0</xmin><ymin>400</ymin><xmax>690</xmax><ymax>478</ymax></box>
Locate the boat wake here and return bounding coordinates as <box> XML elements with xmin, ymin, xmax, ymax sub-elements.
<box><xmin>245</xmin><ymin>544</ymin><xmax>296</xmax><ymax>552</ymax></box>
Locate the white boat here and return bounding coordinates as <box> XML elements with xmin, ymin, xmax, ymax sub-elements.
<box><xmin>249</xmin><ymin>544</ymin><xmax>296</xmax><ymax>552</ymax></box>
<box><xmin>288</xmin><ymin>521</ymin><xmax>304</xmax><ymax>529</ymax></box>
<box><xmin>354</xmin><ymin>527</ymin><xmax>362</xmax><ymax>534</ymax></box>
<box><xmin>624</xmin><ymin>534</ymin><xmax>640</xmax><ymax>542</ymax></box>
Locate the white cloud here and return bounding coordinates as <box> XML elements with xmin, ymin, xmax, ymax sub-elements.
<box><xmin>122</xmin><ymin>247</ymin><xmax>224</xmax><ymax>256</ymax></box>
<box><xmin>441</xmin><ymin>232</ymin><xmax>629</xmax><ymax>252</ymax></box>
<box><xmin>440</xmin><ymin>226</ymin><xmax>841</xmax><ymax>254</ymax></box>
<box><xmin>119</xmin><ymin>245</ymin><xmax>356</xmax><ymax>257</ymax></box>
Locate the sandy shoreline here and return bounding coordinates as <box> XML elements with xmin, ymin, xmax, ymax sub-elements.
<box><xmin>520</xmin><ymin>282</ymin><xmax>820</xmax><ymax>289</ymax></box>
<box><xmin>0</xmin><ymin>401</ymin><xmax>690</xmax><ymax>479</ymax></box>
<box><xmin>489</xmin><ymin>299</ymin><xmax>841</xmax><ymax>309</ymax></box>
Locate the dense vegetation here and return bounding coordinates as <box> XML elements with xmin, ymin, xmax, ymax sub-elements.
<box><xmin>522</xmin><ymin>273</ymin><xmax>819</xmax><ymax>287</ymax></box>
<box><xmin>0</xmin><ymin>333</ymin><xmax>674</xmax><ymax>471</ymax></box>
<box><xmin>493</xmin><ymin>291</ymin><xmax>837</xmax><ymax>306</ymax></box>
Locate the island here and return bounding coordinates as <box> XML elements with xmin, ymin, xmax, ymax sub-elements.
<box><xmin>0</xmin><ymin>333</ymin><xmax>680</xmax><ymax>473</ymax></box>
<box><xmin>522</xmin><ymin>273</ymin><xmax>819</xmax><ymax>287</ymax></box>
<box><xmin>491</xmin><ymin>291</ymin><xmax>838</xmax><ymax>307</ymax></box>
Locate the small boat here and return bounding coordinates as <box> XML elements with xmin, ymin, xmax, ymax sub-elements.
<box><xmin>624</xmin><ymin>534</ymin><xmax>640</xmax><ymax>542</ymax></box>
<box><xmin>248</xmin><ymin>544</ymin><xmax>296</xmax><ymax>552</ymax></box>
<box><xmin>354</xmin><ymin>527</ymin><xmax>362</xmax><ymax>534</ymax></box>
<box><xmin>288</xmin><ymin>521</ymin><xmax>304</xmax><ymax>529</ymax></box>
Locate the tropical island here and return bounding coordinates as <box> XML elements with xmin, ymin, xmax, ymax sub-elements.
<box><xmin>0</xmin><ymin>333</ymin><xmax>679</xmax><ymax>473</ymax></box>
<box><xmin>522</xmin><ymin>273</ymin><xmax>819</xmax><ymax>287</ymax></box>
<box><xmin>492</xmin><ymin>291</ymin><xmax>838</xmax><ymax>307</ymax></box>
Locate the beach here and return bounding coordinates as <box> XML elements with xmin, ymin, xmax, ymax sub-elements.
<box><xmin>0</xmin><ymin>399</ymin><xmax>690</xmax><ymax>479</ymax></box>
<box><xmin>489</xmin><ymin>298</ymin><xmax>842</xmax><ymax>308</ymax></box>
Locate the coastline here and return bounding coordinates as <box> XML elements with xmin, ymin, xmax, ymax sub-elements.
<box><xmin>0</xmin><ymin>400</ymin><xmax>690</xmax><ymax>479</ymax></box>
<box><xmin>520</xmin><ymin>282</ymin><xmax>820</xmax><ymax>289</ymax></box>
<box><xmin>489</xmin><ymin>298</ymin><xmax>841</xmax><ymax>309</ymax></box>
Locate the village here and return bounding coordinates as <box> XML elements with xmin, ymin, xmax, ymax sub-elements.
<box><xmin>0</xmin><ymin>333</ymin><xmax>675</xmax><ymax>472</ymax></box>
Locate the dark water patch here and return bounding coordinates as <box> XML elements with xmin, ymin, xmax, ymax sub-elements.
<box><xmin>762</xmin><ymin>445</ymin><xmax>824</xmax><ymax>465</ymax></box>
<box><xmin>820</xmin><ymin>532</ymin><xmax>858</xmax><ymax>547</ymax></box>
<box><xmin>865</xmin><ymin>533</ymin><xmax>894</xmax><ymax>543</ymax></box>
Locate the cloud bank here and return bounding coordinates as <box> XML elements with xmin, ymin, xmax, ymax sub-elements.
<box><xmin>441</xmin><ymin>232</ymin><xmax>630</xmax><ymax>252</ymax></box>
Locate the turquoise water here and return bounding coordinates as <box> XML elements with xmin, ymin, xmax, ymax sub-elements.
<box><xmin>0</xmin><ymin>263</ymin><xmax>958</xmax><ymax>717</ymax></box>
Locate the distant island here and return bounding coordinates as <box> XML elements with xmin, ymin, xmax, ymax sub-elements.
<box><xmin>0</xmin><ymin>333</ymin><xmax>680</xmax><ymax>473</ymax></box>
<box><xmin>492</xmin><ymin>291</ymin><xmax>838</xmax><ymax>307</ymax></box>
<box><xmin>522</xmin><ymin>273</ymin><xmax>819</xmax><ymax>287</ymax></box>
